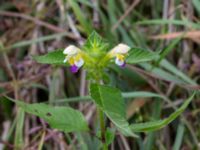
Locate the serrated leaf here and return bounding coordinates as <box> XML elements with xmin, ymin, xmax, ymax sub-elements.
<box><xmin>126</xmin><ymin>48</ymin><xmax>159</xmax><ymax>64</ymax></box>
<box><xmin>130</xmin><ymin>93</ymin><xmax>195</xmax><ymax>132</ymax></box>
<box><xmin>33</xmin><ymin>49</ymin><xmax>66</xmax><ymax>65</ymax></box>
<box><xmin>90</xmin><ymin>84</ymin><xmax>138</xmax><ymax>137</ymax></box>
<box><xmin>82</xmin><ymin>31</ymin><xmax>109</xmax><ymax>53</ymax></box>
<box><xmin>6</xmin><ymin>98</ymin><xmax>88</xmax><ymax>132</ymax></box>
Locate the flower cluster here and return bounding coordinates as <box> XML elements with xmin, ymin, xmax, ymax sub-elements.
<box><xmin>63</xmin><ymin>43</ymin><xmax>130</xmax><ymax>73</ymax></box>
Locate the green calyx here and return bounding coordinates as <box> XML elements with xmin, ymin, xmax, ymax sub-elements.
<box><xmin>81</xmin><ymin>31</ymin><xmax>112</xmax><ymax>81</ymax></box>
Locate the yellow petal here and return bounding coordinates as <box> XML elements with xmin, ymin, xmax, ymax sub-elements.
<box><xmin>74</xmin><ymin>53</ymin><xmax>82</xmax><ymax>62</ymax></box>
<box><xmin>116</xmin><ymin>54</ymin><xmax>125</xmax><ymax>61</ymax></box>
<box><xmin>68</xmin><ymin>57</ymin><xmax>75</xmax><ymax>65</ymax></box>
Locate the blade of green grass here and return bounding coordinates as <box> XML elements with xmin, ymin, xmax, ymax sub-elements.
<box><xmin>172</xmin><ymin>123</ymin><xmax>185</xmax><ymax>150</ymax></box>
<box><xmin>136</xmin><ymin>19</ymin><xmax>200</xmax><ymax>29</ymax></box>
<box><xmin>38</xmin><ymin>131</ymin><xmax>46</xmax><ymax>150</ymax></box>
<box><xmin>14</xmin><ymin>108</ymin><xmax>24</xmax><ymax>150</ymax></box>
<box><xmin>77</xmin><ymin>0</ymin><xmax>94</xmax><ymax>7</ymax></box>
<box><xmin>160</xmin><ymin>60</ymin><xmax>197</xmax><ymax>85</ymax></box>
<box><xmin>140</xmin><ymin>63</ymin><xmax>186</xmax><ymax>84</ymax></box>
<box><xmin>156</xmin><ymin>35</ymin><xmax>183</xmax><ymax>65</ymax></box>
<box><xmin>144</xmin><ymin>100</ymin><xmax>162</xmax><ymax>150</ymax></box>
<box><xmin>5</xmin><ymin>32</ymin><xmax>75</xmax><ymax>51</ymax></box>
<box><xmin>50</xmin><ymin>91</ymin><xmax>166</xmax><ymax>104</ymax></box>
<box><xmin>130</xmin><ymin>93</ymin><xmax>195</xmax><ymax>132</ymax></box>
<box><xmin>192</xmin><ymin>0</ymin><xmax>200</xmax><ymax>15</ymax></box>
<box><xmin>68</xmin><ymin>0</ymin><xmax>92</xmax><ymax>34</ymax></box>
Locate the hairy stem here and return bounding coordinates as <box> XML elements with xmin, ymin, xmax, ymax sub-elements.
<box><xmin>94</xmin><ymin>79</ymin><xmax>108</xmax><ymax>149</ymax></box>
<box><xmin>98</xmin><ymin>107</ymin><xmax>107</xmax><ymax>150</ymax></box>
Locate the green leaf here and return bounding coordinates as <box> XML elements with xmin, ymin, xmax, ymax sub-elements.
<box><xmin>126</xmin><ymin>48</ymin><xmax>159</xmax><ymax>64</ymax></box>
<box><xmin>90</xmin><ymin>83</ymin><xmax>138</xmax><ymax>137</ymax></box>
<box><xmin>82</xmin><ymin>31</ymin><xmax>109</xmax><ymax>53</ymax></box>
<box><xmin>105</xmin><ymin>128</ymin><xmax>115</xmax><ymax>146</ymax></box>
<box><xmin>172</xmin><ymin>123</ymin><xmax>185</xmax><ymax>150</ymax></box>
<box><xmin>130</xmin><ymin>93</ymin><xmax>195</xmax><ymax>132</ymax></box>
<box><xmin>160</xmin><ymin>60</ymin><xmax>197</xmax><ymax>85</ymax></box>
<box><xmin>8</xmin><ymin>32</ymin><xmax>71</xmax><ymax>50</ymax></box>
<box><xmin>156</xmin><ymin>36</ymin><xmax>183</xmax><ymax>65</ymax></box>
<box><xmin>140</xmin><ymin>63</ymin><xmax>186</xmax><ymax>84</ymax></box>
<box><xmin>14</xmin><ymin>108</ymin><xmax>24</xmax><ymax>149</ymax></box>
<box><xmin>68</xmin><ymin>0</ymin><xmax>93</xmax><ymax>34</ymax></box>
<box><xmin>33</xmin><ymin>49</ymin><xmax>66</xmax><ymax>65</ymax></box>
<box><xmin>192</xmin><ymin>0</ymin><xmax>200</xmax><ymax>15</ymax></box>
<box><xmin>50</xmin><ymin>91</ymin><xmax>166</xmax><ymax>104</ymax></box>
<box><xmin>136</xmin><ymin>19</ymin><xmax>200</xmax><ymax>29</ymax></box>
<box><xmin>8</xmin><ymin>99</ymin><xmax>88</xmax><ymax>132</ymax></box>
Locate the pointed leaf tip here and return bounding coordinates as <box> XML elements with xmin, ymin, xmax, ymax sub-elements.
<box><xmin>33</xmin><ymin>49</ymin><xmax>67</xmax><ymax>65</ymax></box>
<box><xmin>130</xmin><ymin>93</ymin><xmax>195</xmax><ymax>132</ymax></box>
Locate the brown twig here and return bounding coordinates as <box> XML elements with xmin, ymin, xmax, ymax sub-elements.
<box><xmin>150</xmin><ymin>30</ymin><xmax>200</xmax><ymax>40</ymax></box>
<box><xmin>127</xmin><ymin>65</ymin><xmax>200</xmax><ymax>90</ymax></box>
<box><xmin>0</xmin><ymin>11</ymin><xmax>79</xmax><ymax>40</ymax></box>
<box><xmin>112</xmin><ymin>0</ymin><xmax>140</xmax><ymax>31</ymax></box>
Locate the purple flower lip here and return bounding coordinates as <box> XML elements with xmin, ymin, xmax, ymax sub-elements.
<box><xmin>70</xmin><ymin>65</ymin><xmax>79</xmax><ymax>73</ymax></box>
<box><xmin>120</xmin><ymin>62</ymin><xmax>126</xmax><ymax>68</ymax></box>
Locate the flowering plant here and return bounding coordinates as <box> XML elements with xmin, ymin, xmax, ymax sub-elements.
<box><xmin>11</xmin><ymin>31</ymin><xmax>195</xmax><ymax>149</ymax></box>
<box><xmin>63</xmin><ymin>43</ymin><xmax>129</xmax><ymax>73</ymax></box>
